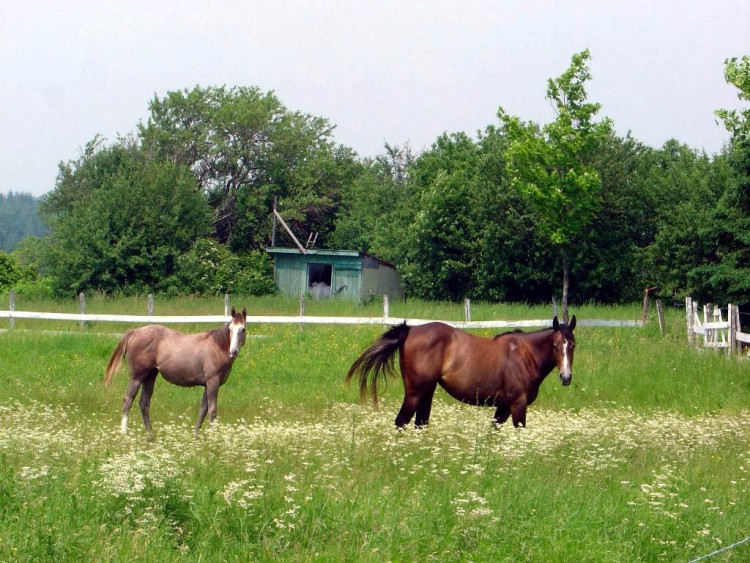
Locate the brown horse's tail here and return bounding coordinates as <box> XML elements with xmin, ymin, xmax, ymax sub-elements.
<box><xmin>346</xmin><ymin>322</ymin><xmax>410</xmax><ymax>407</ymax></box>
<box><xmin>104</xmin><ymin>330</ymin><xmax>135</xmax><ymax>385</ymax></box>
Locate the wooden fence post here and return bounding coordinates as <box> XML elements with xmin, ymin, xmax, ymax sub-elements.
<box><xmin>727</xmin><ymin>303</ymin><xmax>740</xmax><ymax>355</ymax></box>
<box><xmin>9</xmin><ymin>290</ymin><xmax>15</xmax><ymax>330</ymax></box>
<box><xmin>641</xmin><ymin>287</ymin><xmax>657</xmax><ymax>324</ymax></box>
<box><xmin>224</xmin><ymin>294</ymin><xmax>230</xmax><ymax>317</ymax></box>
<box><xmin>383</xmin><ymin>294</ymin><xmax>390</xmax><ymax>320</ymax></box>
<box><xmin>147</xmin><ymin>294</ymin><xmax>154</xmax><ymax>321</ymax></box>
<box><xmin>79</xmin><ymin>292</ymin><xmax>86</xmax><ymax>331</ymax></box>
<box><xmin>735</xmin><ymin>305</ymin><xmax>743</xmax><ymax>356</ymax></box>
<box><xmin>703</xmin><ymin>304</ymin><xmax>711</xmax><ymax>348</ymax></box>
<box><xmin>686</xmin><ymin>296</ymin><xmax>694</xmax><ymax>346</ymax></box>
<box><xmin>464</xmin><ymin>298</ymin><xmax>471</xmax><ymax>323</ymax></box>
<box><xmin>656</xmin><ymin>300</ymin><xmax>665</xmax><ymax>337</ymax></box>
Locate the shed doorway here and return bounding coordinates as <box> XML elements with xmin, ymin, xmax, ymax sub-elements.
<box><xmin>308</xmin><ymin>263</ymin><xmax>332</xmax><ymax>298</ymax></box>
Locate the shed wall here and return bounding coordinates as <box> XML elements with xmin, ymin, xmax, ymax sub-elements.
<box><xmin>268</xmin><ymin>249</ymin><xmax>402</xmax><ymax>302</ymax></box>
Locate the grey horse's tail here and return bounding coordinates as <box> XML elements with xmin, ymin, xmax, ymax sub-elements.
<box><xmin>104</xmin><ymin>330</ymin><xmax>135</xmax><ymax>385</ymax></box>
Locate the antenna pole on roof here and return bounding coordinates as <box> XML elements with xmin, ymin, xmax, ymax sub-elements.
<box><xmin>272</xmin><ymin>207</ymin><xmax>307</xmax><ymax>254</ymax></box>
<box><xmin>271</xmin><ymin>196</ymin><xmax>278</xmax><ymax>247</ymax></box>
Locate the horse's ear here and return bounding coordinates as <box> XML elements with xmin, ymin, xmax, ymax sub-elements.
<box><xmin>242</xmin><ymin>307</ymin><xmax>247</xmax><ymax>319</ymax></box>
<box><xmin>569</xmin><ymin>315</ymin><xmax>576</xmax><ymax>331</ymax></box>
<box><xmin>552</xmin><ymin>316</ymin><xmax>559</xmax><ymax>330</ymax></box>
<box><xmin>231</xmin><ymin>306</ymin><xmax>236</xmax><ymax>317</ymax></box>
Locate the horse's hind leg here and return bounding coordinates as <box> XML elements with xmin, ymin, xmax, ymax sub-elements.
<box><xmin>414</xmin><ymin>383</ymin><xmax>438</xmax><ymax>427</ymax></box>
<box><xmin>138</xmin><ymin>371</ymin><xmax>158</xmax><ymax>434</ymax></box>
<box><xmin>395</xmin><ymin>394</ymin><xmax>420</xmax><ymax>428</ymax></box>
<box><xmin>121</xmin><ymin>377</ymin><xmax>143</xmax><ymax>434</ymax></box>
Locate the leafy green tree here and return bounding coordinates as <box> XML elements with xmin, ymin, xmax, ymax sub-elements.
<box><xmin>704</xmin><ymin>55</ymin><xmax>750</xmax><ymax>305</ymax></box>
<box><xmin>331</xmin><ymin>143</ymin><xmax>414</xmax><ymax>252</ymax></box>
<box><xmin>0</xmin><ymin>251</ymin><xmax>21</xmax><ymax>291</ymax></box>
<box><xmin>40</xmin><ymin>141</ymin><xmax>212</xmax><ymax>296</ymax></box>
<box><xmin>575</xmin><ymin>133</ymin><xmax>658</xmax><ymax>302</ymax></box>
<box><xmin>470</xmin><ymin>125</ymin><xmax>554</xmax><ymax>302</ymax></box>
<box><xmin>498</xmin><ymin>50</ymin><xmax>612</xmax><ymax>319</ymax></box>
<box><xmin>386</xmin><ymin>133</ymin><xmax>482</xmax><ymax>300</ymax></box>
<box><xmin>640</xmin><ymin>141</ymin><xmax>730</xmax><ymax>301</ymax></box>
<box><xmin>140</xmin><ymin>86</ymin><xmax>355</xmax><ymax>251</ymax></box>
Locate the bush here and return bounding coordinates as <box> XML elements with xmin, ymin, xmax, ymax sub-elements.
<box><xmin>0</xmin><ymin>251</ymin><xmax>20</xmax><ymax>291</ymax></box>
<box><xmin>11</xmin><ymin>277</ymin><xmax>56</xmax><ymax>300</ymax></box>
<box><xmin>165</xmin><ymin>239</ymin><xmax>275</xmax><ymax>296</ymax></box>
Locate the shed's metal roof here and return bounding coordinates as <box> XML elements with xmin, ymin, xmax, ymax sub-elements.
<box><xmin>265</xmin><ymin>247</ymin><xmax>398</xmax><ymax>270</ymax></box>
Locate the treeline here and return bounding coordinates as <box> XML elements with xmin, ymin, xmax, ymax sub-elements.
<box><xmin>0</xmin><ymin>193</ymin><xmax>47</xmax><ymax>252</ymax></box>
<box><xmin>2</xmin><ymin>53</ymin><xmax>749</xmax><ymax>307</ymax></box>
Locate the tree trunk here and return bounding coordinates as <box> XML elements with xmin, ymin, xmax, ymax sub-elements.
<box><xmin>561</xmin><ymin>248</ymin><xmax>570</xmax><ymax>324</ymax></box>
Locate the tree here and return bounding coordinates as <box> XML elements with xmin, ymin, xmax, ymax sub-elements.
<box><xmin>498</xmin><ymin>50</ymin><xmax>612</xmax><ymax>320</ymax></box>
<box><xmin>331</xmin><ymin>143</ymin><xmax>414</xmax><ymax>252</ymax></box>
<box><xmin>40</xmin><ymin>141</ymin><xmax>212</xmax><ymax>295</ymax></box>
<box><xmin>575</xmin><ymin>133</ymin><xmax>655</xmax><ymax>302</ymax></box>
<box><xmin>706</xmin><ymin>55</ymin><xmax>750</xmax><ymax>305</ymax></box>
<box><xmin>640</xmin><ymin>141</ymin><xmax>730</xmax><ymax>302</ymax></box>
<box><xmin>0</xmin><ymin>251</ymin><xmax>20</xmax><ymax>291</ymax></box>
<box><xmin>139</xmin><ymin>86</ymin><xmax>353</xmax><ymax>251</ymax></box>
<box><xmin>386</xmin><ymin>133</ymin><xmax>482</xmax><ymax>300</ymax></box>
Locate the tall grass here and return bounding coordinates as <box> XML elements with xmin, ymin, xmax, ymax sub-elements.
<box><xmin>1</xmin><ymin>298</ymin><xmax>749</xmax><ymax>561</ymax></box>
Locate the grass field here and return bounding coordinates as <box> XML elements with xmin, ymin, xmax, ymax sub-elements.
<box><xmin>1</xmin><ymin>297</ymin><xmax>749</xmax><ymax>561</ymax></box>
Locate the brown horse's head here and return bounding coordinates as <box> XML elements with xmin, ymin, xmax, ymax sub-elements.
<box><xmin>229</xmin><ymin>306</ymin><xmax>247</xmax><ymax>359</ymax></box>
<box><xmin>552</xmin><ymin>315</ymin><xmax>576</xmax><ymax>386</ymax></box>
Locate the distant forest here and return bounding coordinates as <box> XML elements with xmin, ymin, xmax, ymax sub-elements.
<box><xmin>0</xmin><ymin>192</ymin><xmax>47</xmax><ymax>252</ymax></box>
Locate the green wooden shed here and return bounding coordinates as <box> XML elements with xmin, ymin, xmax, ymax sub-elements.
<box><xmin>266</xmin><ymin>247</ymin><xmax>404</xmax><ymax>302</ymax></box>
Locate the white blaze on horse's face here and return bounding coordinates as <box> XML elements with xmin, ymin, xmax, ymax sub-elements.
<box><xmin>228</xmin><ymin>318</ymin><xmax>246</xmax><ymax>359</ymax></box>
<box><xmin>553</xmin><ymin>316</ymin><xmax>576</xmax><ymax>387</ymax></box>
<box><xmin>558</xmin><ymin>337</ymin><xmax>573</xmax><ymax>386</ymax></box>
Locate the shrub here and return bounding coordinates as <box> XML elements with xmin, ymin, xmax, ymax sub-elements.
<box><xmin>165</xmin><ymin>239</ymin><xmax>275</xmax><ymax>296</ymax></box>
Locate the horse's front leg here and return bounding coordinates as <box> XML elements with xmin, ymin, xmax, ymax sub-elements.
<box><xmin>138</xmin><ymin>372</ymin><xmax>157</xmax><ymax>435</ymax></box>
<box><xmin>510</xmin><ymin>401</ymin><xmax>527</xmax><ymax>428</ymax></box>
<box><xmin>195</xmin><ymin>388</ymin><xmax>209</xmax><ymax>436</ymax></box>
<box><xmin>195</xmin><ymin>379</ymin><xmax>221</xmax><ymax>435</ymax></box>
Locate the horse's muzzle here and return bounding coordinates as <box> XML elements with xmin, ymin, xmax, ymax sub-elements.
<box><xmin>560</xmin><ymin>373</ymin><xmax>572</xmax><ymax>386</ymax></box>
<box><xmin>229</xmin><ymin>350</ymin><xmax>239</xmax><ymax>360</ymax></box>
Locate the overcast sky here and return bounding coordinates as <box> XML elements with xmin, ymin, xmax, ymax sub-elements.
<box><xmin>2</xmin><ymin>1</ymin><xmax>749</xmax><ymax>197</ymax></box>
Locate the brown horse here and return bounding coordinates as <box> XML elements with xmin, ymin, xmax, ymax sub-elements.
<box><xmin>346</xmin><ymin>316</ymin><xmax>576</xmax><ymax>428</ymax></box>
<box><xmin>104</xmin><ymin>307</ymin><xmax>247</xmax><ymax>435</ymax></box>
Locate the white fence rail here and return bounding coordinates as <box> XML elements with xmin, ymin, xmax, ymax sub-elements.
<box><xmin>1</xmin><ymin>292</ymin><xmax>642</xmax><ymax>331</ymax></box>
<box><xmin>0</xmin><ymin>309</ymin><xmax>641</xmax><ymax>330</ymax></box>
<box><xmin>685</xmin><ymin>296</ymin><xmax>748</xmax><ymax>354</ymax></box>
